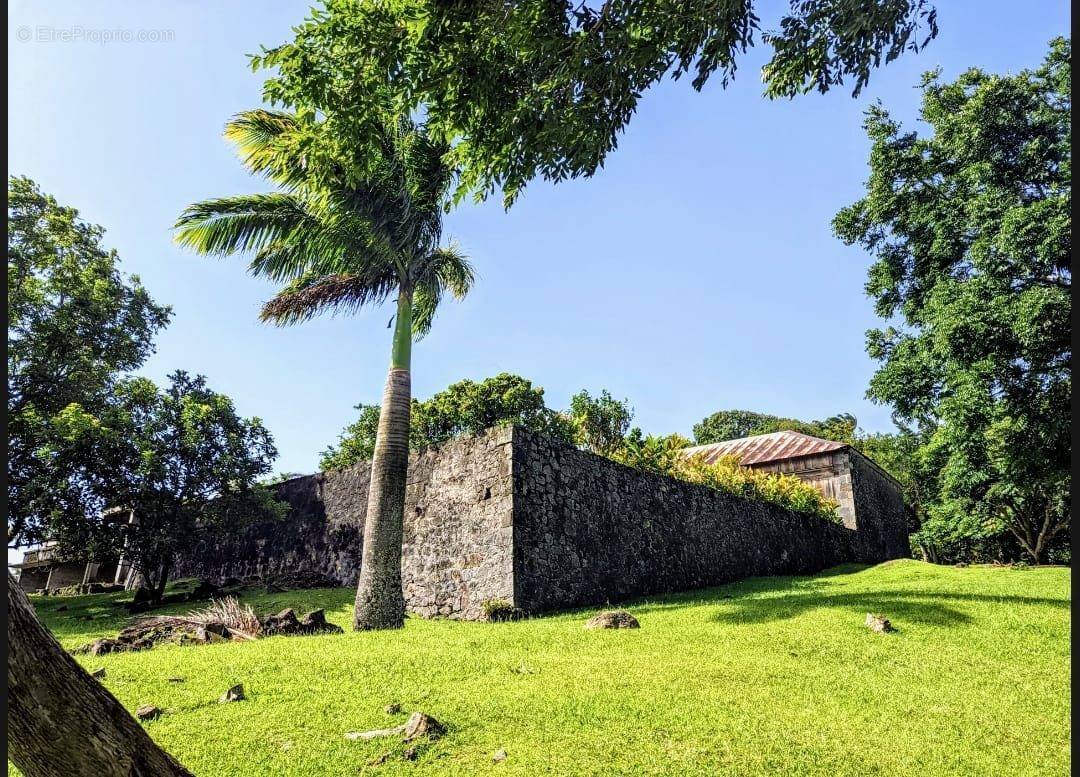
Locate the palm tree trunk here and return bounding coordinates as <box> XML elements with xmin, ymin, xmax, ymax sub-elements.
<box><xmin>7</xmin><ymin>572</ymin><xmax>193</xmax><ymax>776</ymax></box>
<box><xmin>354</xmin><ymin>290</ymin><xmax>412</xmax><ymax>630</ymax></box>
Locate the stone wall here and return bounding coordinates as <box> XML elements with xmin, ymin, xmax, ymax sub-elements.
<box><xmin>172</xmin><ymin>426</ymin><xmax>909</xmax><ymax>620</ymax></box>
<box><xmin>509</xmin><ymin>428</ymin><xmax>858</xmax><ymax>613</ymax></box>
<box><xmin>173</xmin><ymin>427</ymin><xmax>515</xmax><ymax>620</ymax></box>
<box><xmin>847</xmin><ymin>450</ymin><xmax>912</xmax><ymax>562</ymax></box>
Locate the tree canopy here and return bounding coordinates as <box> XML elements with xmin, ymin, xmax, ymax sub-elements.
<box><xmin>253</xmin><ymin>0</ymin><xmax>938</xmax><ymax>205</ymax></box>
<box><xmin>320</xmin><ymin>374</ymin><xmax>642</xmax><ymax>469</ymax></box>
<box><xmin>52</xmin><ymin>372</ymin><xmax>281</xmax><ymax>600</ymax></box>
<box><xmin>7</xmin><ymin>176</ymin><xmax>171</xmax><ymax>548</ymax></box>
<box><xmin>567</xmin><ymin>389</ymin><xmax>634</xmax><ymax>456</ymax></box>
<box><xmin>833</xmin><ymin>38</ymin><xmax>1071</xmax><ymax>564</ymax></box>
<box><xmin>693</xmin><ymin>409</ymin><xmax>858</xmax><ymax>445</ymax></box>
<box><xmin>320</xmin><ymin>373</ymin><xmax>574</xmax><ymax>470</ymax></box>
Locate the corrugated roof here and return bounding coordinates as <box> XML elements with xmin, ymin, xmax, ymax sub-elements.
<box><xmin>681</xmin><ymin>430</ymin><xmax>847</xmax><ymax>466</ymax></box>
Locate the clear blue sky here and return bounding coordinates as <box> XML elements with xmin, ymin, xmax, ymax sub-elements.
<box><xmin>9</xmin><ymin>0</ymin><xmax>1070</xmax><ymax>479</ymax></box>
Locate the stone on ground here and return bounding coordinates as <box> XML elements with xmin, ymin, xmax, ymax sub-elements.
<box><xmin>584</xmin><ymin>610</ymin><xmax>640</xmax><ymax>629</ymax></box>
<box><xmin>261</xmin><ymin>607</ymin><xmax>301</xmax><ymax>636</ymax></box>
<box><xmin>219</xmin><ymin>684</ymin><xmax>245</xmax><ymax>703</ymax></box>
<box><xmin>865</xmin><ymin>613</ymin><xmax>894</xmax><ymax>633</ymax></box>
<box><xmin>299</xmin><ymin>608</ymin><xmax>344</xmax><ymax>634</ymax></box>
<box><xmin>403</xmin><ymin>712</ymin><xmax>446</xmax><ymax>742</ymax></box>
<box><xmin>90</xmin><ymin>667</ymin><xmax>106</xmax><ymax>679</ymax></box>
<box><xmin>345</xmin><ymin>712</ymin><xmax>446</xmax><ymax>744</ymax></box>
<box><xmin>136</xmin><ymin>705</ymin><xmax>162</xmax><ymax>721</ymax></box>
<box><xmin>493</xmin><ymin>748</ymin><xmax>508</xmax><ymax>763</ymax></box>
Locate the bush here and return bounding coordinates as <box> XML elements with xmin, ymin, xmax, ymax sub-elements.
<box><xmin>481</xmin><ymin>599</ymin><xmax>521</xmax><ymax>622</ymax></box>
<box><xmin>671</xmin><ymin>454</ymin><xmax>840</xmax><ymax>523</ymax></box>
<box><xmin>610</xmin><ymin>437</ymin><xmax>840</xmax><ymax>523</ymax></box>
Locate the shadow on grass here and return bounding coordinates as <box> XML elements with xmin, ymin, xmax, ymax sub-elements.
<box><xmin>711</xmin><ymin>585</ymin><xmax>1068</xmax><ymax>628</ymax></box>
<box><xmin>539</xmin><ymin>563</ymin><xmax>1068</xmax><ymax>629</ymax></box>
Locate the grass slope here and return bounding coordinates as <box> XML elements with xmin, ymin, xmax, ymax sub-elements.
<box><xmin>18</xmin><ymin>561</ymin><xmax>1071</xmax><ymax>776</ymax></box>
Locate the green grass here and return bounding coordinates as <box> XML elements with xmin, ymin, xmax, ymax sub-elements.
<box><xmin>20</xmin><ymin>561</ymin><xmax>1070</xmax><ymax>776</ymax></box>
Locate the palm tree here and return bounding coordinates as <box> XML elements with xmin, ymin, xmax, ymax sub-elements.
<box><xmin>174</xmin><ymin>110</ymin><xmax>474</xmax><ymax>630</ymax></box>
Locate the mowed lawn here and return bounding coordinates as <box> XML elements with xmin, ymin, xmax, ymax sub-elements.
<box><xmin>20</xmin><ymin>560</ymin><xmax>1070</xmax><ymax>776</ymax></box>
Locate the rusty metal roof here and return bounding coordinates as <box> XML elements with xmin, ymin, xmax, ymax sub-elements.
<box><xmin>681</xmin><ymin>430</ymin><xmax>847</xmax><ymax>466</ymax></box>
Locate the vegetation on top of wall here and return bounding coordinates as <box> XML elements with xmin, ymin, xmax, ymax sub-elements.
<box><xmin>607</xmin><ymin>430</ymin><xmax>840</xmax><ymax>522</ymax></box>
<box><xmin>674</xmin><ymin>455</ymin><xmax>841</xmax><ymax>523</ymax></box>
<box><xmin>320</xmin><ymin>373</ymin><xmax>635</xmax><ymax>470</ymax></box>
<box><xmin>320</xmin><ymin>374</ymin><xmax>572</xmax><ymax>470</ymax></box>
<box><xmin>325</xmin><ymin>374</ymin><xmax>840</xmax><ymax>521</ymax></box>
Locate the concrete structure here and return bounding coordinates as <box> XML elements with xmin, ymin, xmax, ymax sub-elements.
<box><xmin>169</xmin><ymin>426</ymin><xmax>910</xmax><ymax>619</ymax></box>
<box><xmin>9</xmin><ymin>508</ymin><xmax>140</xmax><ymax>593</ymax></box>
<box><xmin>681</xmin><ymin>430</ymin><xmax>908</xmax><ymax>534</ymax></box>
<box><xmin>9</xmin><ymin>544</ymin><xmax>123</xmax><ymax>594</ymax></box>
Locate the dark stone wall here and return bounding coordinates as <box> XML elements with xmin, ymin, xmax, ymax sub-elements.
<box><xmin>171</xmin><ymin>426</ymin><xmax>910</xmax><ymax>620</ymax></box>
<box><xmin>848</xmin><ymin>451</ymin><xmax>912</xmax><ymax>562</ymax></box>
<box><xmin>172</xmin><ymin>427</ymin><xmax>515</xmax><ymax>620</ymax></box>
<box><xmin>509</xmin><ymin>428</ymin><xmax>861</xmax><ymax>614</ymax></box>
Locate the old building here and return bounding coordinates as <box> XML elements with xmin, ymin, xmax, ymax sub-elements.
<box><xmin>9</xmin><ymin>544</ymin><xmax>124</xmax><ymax>594</ymax></box>
<box><xmin>9</xmin><ymin>509</ymin><xmax>138</xmax><ymax>594</ymax></box>
<box><xmin>681</xmin><ymin>430</ymin><xmax>909</xmax><ymax>545</ymax></box>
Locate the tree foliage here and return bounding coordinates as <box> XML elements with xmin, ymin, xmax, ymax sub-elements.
<box><xmin>693</xmin><ymin>409</ymin><xmax>858</xmax><ymax>445</ymax></box>
<box><xmin>320</xmin><ymin>373</ymin><xmax>574</xmax><ymax>470</ymax></box>
<box><xmin>833</xmin><ymin>39</ymin><xmax>1071</xmax><ymax>564</ymax></box>
<box><xmin>7</xmin><ymin>176</ymin><xmax>171</xmax><ymax>548</ymax></box>
<box><xmin>567</xmin><ymin>389</ymin><xmax>633</xmax><ymax>456</ymax></box>
<box><xmin>174</xmin><ymin>110</ymin><xmax>474</xmax><ymax>334</ymax></box>
<box><xmin>52</xmin><ymin>372</ymin><xmax>281</xmax><ymax>601</ymax></box>
<box><xmin>253</xmin><ymin>0</ymin><xmax>937</xmax><ymax>205</ymax></box>
<box><xmin>320</xmin><ymin>404</ymin><xmax>384</xmax><ymax>471</ymax></box>
<box><xmin>411</xmin><ymin>373</ymin><xmax>573</xmax><ymax>449</ymax></box>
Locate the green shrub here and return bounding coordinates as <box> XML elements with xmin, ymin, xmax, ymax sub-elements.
<box><xmin>481</xmin><ymin>599</ymin><xmax>521</xmax><ymax>622</ymax></box>
<box><xmin>673</xmin><ymin>454</ymin><xmax>840</xmax><ymax>523</ymax></box>
<box><xmin>610</xmin><ymin>436</ymin><xmax>840</xmax><ymax>523</ymax></box>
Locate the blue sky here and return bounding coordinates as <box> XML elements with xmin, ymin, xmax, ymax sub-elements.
<box><xmin>9</xmin><ymin>0</ymin><xmax>1070</xmax><ymax>480</ymax></box>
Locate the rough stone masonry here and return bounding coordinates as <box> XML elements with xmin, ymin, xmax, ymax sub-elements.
<box><xmin>172</xmin><ymin>426</ymin><xmax>910</xmax><ymax>620</ymax></box>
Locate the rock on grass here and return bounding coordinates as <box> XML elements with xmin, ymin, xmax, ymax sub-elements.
<box><xmin>865</xmin><ymin>613</ymin><xmax>894</xmax><ymax>634</ymax></box>
<box><xmin>136</xmin><ymin>705</ymin><xmax>162</xmax><ymax>721</ymax></box>
<box><xmin>345</xmin><ymin>712</ymin><xmax>446</xmax><ymax>744</ymax></box>
<box><xmin>584</xmin><ymin>610</ymin><xmax>640</xmax><ymax>629</ymax></box>
<box><xmin>219</xmin><ymin>684</ymin><xmax>245</xmax><ymax>702</ymax></box>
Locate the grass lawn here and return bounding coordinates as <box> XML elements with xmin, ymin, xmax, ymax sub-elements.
<box><xmin>17</xmin><ymin>560</ymin><xmax>1070</xmax><ymax>776</ymax></box>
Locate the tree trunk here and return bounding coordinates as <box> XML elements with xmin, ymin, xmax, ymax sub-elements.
<box><xmin>152</xmin><ymin>554</ymin><xmax>171</xmax><ymax>604</ymax></box>
<box><xmin>353</xmin><ymin>291</ymin><xmax>412</xmax><ymax>630</ymax></box>
<box><xmin>7</xmin><ymin>572</ymin><xmax>193</xmax><ymax>776</ymax></box>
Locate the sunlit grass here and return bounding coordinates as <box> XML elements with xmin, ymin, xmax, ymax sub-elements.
<box><xmin>19</xmin><ymin>560</ymin><xmax>1071</xmax><ymax>776</ymax></box>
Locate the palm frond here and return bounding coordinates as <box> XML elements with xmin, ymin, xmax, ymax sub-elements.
<box><xmin>260</xmin><ymin>272</ymin><xmax>397</xmax><ymax>326</ymax></box>
<box><xmin>173</xmin><ymin>193</ymin><xmax>319</xmax><ymax>259</ymax></box>
<box><xmin>225</xmin><ymin>109</ymin><xmax>309</xmax><ymax>189</ymax></box>
<box><xmin>411</xmin><ymin>243</ymin><xmax>474</xmax><ymax>338</ymax></box>
<box><xmin>177</xmin><ymin>108</ymin><xmax>470</xmax><ymax>340</ymax></box>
